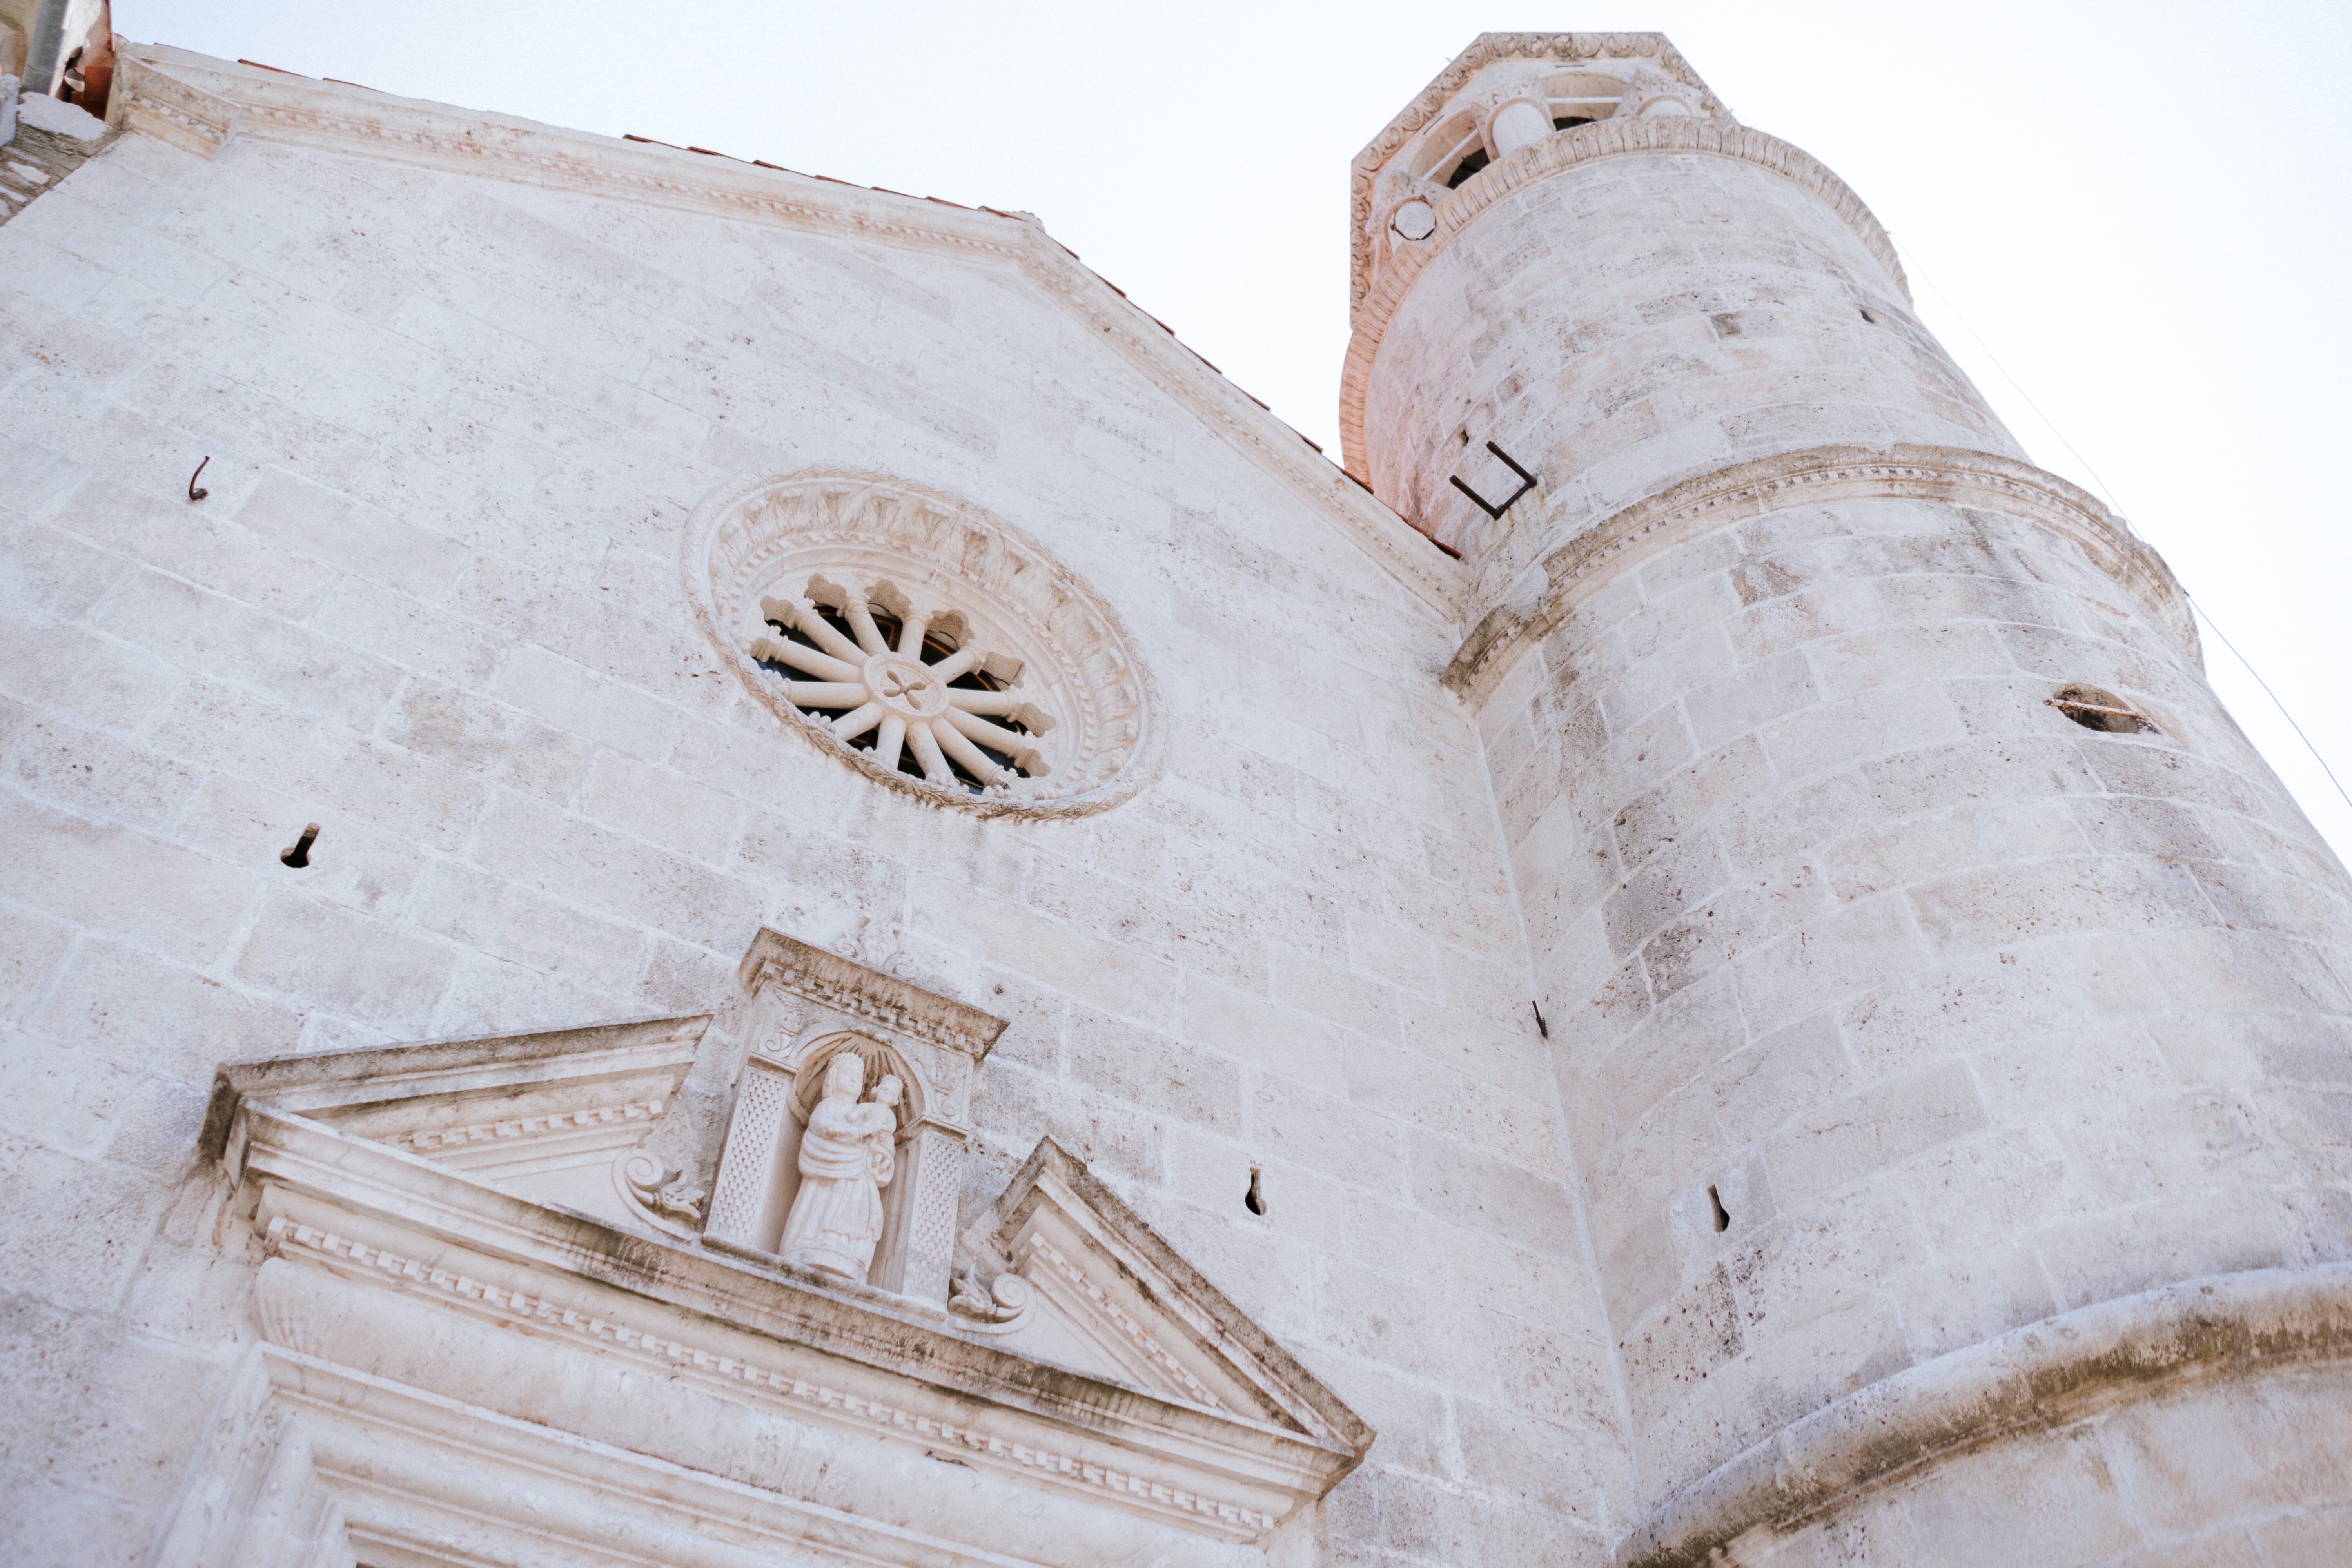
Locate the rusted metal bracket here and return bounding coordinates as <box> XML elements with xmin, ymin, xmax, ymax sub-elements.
<box><xmin>1448</xmin><ymin>441</ymin><xmax>1539</xmax><ymax>519</ymax></box>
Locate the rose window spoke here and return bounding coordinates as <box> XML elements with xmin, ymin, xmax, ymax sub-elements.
<box><xmin>748</xmin><ymin>575</ymin><xmax>1057</xmax><ymax>797</ymax></box>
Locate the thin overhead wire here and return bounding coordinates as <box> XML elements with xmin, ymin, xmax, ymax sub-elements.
<box><xmin>1890</xmin><ymin>236</ymin><xmax>2352</xmax><ymax>817</ymax></box>
<box><xmin>2188</xmin><ymin>596</ymin><xmax>2352</xmax><ymax>815</ymax></box>
<box><xmin>1892</xmin><ymin>238</ymin><xmax>2123</xmax><ymax>512</ymax></box>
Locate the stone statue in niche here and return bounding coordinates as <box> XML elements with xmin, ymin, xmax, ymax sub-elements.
<box><xmin>779</xmin><ymin>1054</ymin><xmax>904</xmax><ymax>1285</ymax></box>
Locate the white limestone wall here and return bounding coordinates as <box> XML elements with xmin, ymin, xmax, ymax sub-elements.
<box><xmin>1359</xmin><ymin>147</ymin><xmax>2022</xmax><ymax>586</ymax></box>
<box><xmin>1472</xmin><ymin>485</ymin><xmax>2352</xmax><ymax>1512</ymax></box>
<box><xmin>1354</xmin><ymin>115</ymin><xmax>2352</xmax><ymax>1550</ymax></box>
<box><xmin>0</xmin><ymin>125</ymin><xmax>1619</xmax><ymax>1563</ymax></box>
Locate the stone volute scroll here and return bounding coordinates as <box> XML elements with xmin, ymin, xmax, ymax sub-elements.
<box><xmin>700</xmin><ymin>927</ymin><xmax>1007</xmax><ymax>1305</ymax></box>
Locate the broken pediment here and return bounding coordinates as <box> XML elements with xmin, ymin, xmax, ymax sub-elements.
<box><xmin>955</xmin><ymin>1139</ymin><xmax>1368</xmax><ymax>1451</ymax></box>
<box><xmin>203</xmin><ymin>1013</ymin><xmax>711</xmax><ymax>1230</ymax></box>
<box><xmin>180</xmin><ymin>928</ymin><xmax>1372</xmax><ymax>1564</ymax></box>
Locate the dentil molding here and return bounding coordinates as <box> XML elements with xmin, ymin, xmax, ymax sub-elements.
<box><xmin>1441</xmin><ymin>444</ymin><xmax>2201</xmax><ymax>706</ymax></box>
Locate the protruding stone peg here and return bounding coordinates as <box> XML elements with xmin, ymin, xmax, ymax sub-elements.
<box><xmin>279</xmin><ymin>823</ymin><xmax>320</xmax><ymax>868</ymax></box>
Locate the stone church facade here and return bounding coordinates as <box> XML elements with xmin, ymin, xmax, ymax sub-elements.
<box><xmin>2</xmin><ymin>31</ymin><xmax>2348</xmax><ymax>1568</ymax></box>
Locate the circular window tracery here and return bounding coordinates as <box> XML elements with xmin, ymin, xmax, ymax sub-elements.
<box><xmin>750</xmin><ymin>574</ymin><xmax>1052</xmax><ymax>792</ymax></box>
<box><xmin>684</xmin><ymin>470</ymin><xmax>1158</xmax><ymax>817</ymax></box>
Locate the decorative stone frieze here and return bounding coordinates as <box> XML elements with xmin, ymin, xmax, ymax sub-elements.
<box><xmin>686</xmin><ymin>469</ymin><xmax>1161</xmax><ymax>816</ymax></box>
<box><xmin>1440</xmin><ymin>443</ymin><xmax>2202</xmax><ymax>705</ymax></box>
<box><xmin>107</xmin><ymin>53</ymin><xmax>237</xmax><ymax>158</ymax></box>
<box><xmin>737</xmin><ymin>924</ymin><xmax>1007</xmax><ymax>1060</ymax></box>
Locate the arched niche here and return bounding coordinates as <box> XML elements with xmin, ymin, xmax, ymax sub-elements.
<box><xmin>699</xmin><ymin>926</ymin><xmax>1007</xmax><ymax>1309</ymax></box>
<box><xmin>706</xmin><ymin>1028</ymin><xmax>962</xmax><ymax>1299</ymax></box>
<box><xmin>788</xmin><ymin>1034</ymin><xmax>922</xmax><ymax>1292</ymax></box>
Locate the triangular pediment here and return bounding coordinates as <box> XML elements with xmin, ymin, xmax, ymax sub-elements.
<box><xmin>204</xmin><ymin>1013</ymin><xmax>710</xmax><ymax>1224</ymax></box>
<box><xmin>974</xmin><ymin>1139</ymin><xmax>1372</xmax><ymax>1451</ymax></box>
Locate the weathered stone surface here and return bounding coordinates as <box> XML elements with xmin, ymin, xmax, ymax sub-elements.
<box><xmin>0</xmin><ymin>31</ymin><xmax>2344</xmax><ymax>1568</ymax></box>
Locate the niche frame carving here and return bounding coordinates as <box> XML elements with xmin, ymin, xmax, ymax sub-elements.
<box><xmin>701</xmin><ymin>927</ymin><xmax>1008</xmax><ymax>1306</ymax></box>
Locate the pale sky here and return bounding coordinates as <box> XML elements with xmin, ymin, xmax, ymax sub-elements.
<box><xmin>120</xmin><ymin>1</ymin><xmax>2352</xmax><ymax>864</ymax></box>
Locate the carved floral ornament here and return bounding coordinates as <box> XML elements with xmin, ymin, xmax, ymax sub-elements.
<box><xmin>685</xmin><ymin>470</ymin><xmax>1159</xmax><ymax>816</ymax></box>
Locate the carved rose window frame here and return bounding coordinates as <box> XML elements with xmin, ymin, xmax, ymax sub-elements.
<box><xmin>684</xmin><ymin>470</ymin><xmax>1160</xmax><ymax>817</ymax></box>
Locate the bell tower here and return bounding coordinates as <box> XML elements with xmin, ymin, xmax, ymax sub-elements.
<box><xmin>1354</xmin><ymin>33</ymin><xmax>2352</xmax><ymax>1564</ymax></box>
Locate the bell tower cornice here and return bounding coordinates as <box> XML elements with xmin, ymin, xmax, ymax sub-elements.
<box><xmin>1339</xmin><ymin>29</ymin><xmax>1960</xmax><ymax>581</ymax></box>
<box><xmin>1341</xmin><ymin>114</ymin><xmax>1911</xmax><ymax>483</ymax></box>
<box><xmin>1347</xmin><ymin>32</ymin><xmax>1730</xmax><ymax>320</ymax></box>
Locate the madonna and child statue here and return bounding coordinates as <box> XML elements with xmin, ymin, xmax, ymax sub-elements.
<box><xmin>778</xmin><ymin>1052</ymin><xmax>904</xmax><ymax>1285</ymax></box>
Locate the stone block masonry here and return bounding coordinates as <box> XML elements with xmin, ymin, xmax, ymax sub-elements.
<box><xmin>1354</xmin><ymin>30</ymin><xmax>2352</xmax><ymax>1566</ymax></box>
<box><xmin>0</xmin><ymin>45</ymin><xmax>1624</xmax><ymax>1568</ymax></box>
<box><xmin>1</xmin><ymin>31</ymin><xmax>2348</xmax><ymax>1568</ymax></box>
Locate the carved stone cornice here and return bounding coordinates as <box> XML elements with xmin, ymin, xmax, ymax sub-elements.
<box><xmin>155</xmin><ymin>1345</ymin><xmax>1078</xmax><ymax>1568</ymax></box>
<box><xmin>258</xmin><ymin>1221</ymin><xmax>1290</xmax><ymax>1535</ymax></box>
<box><xmin>738</xmin><ymin>927</ymin><xmax>1007</xmax><ymax>1061</ymax></box>
<box><xmin>108</xmin><ymin>53</ymin><xmax>239</xmax><ymax>157</ymax></box>
<box><xmin>1347</xmin><ymin>31</ymin><xmax>1730</xmax><ymax>318</ymax></box>
<box><xmin>1617</xmin><ymin>1264</ymin><xmax>2352</xmax><ymax>1568</ymax></box>
<box><xmin>1441</xmin><ymin>445</ymin><xmax>2201</xmax><ymax>707</ymax></box>
<box><xmin>1341</xmin><ymin>118</ymin><xmax>1911</xmax><ymax>480</ymax></box>
<box><xmin>400</xmin><ymin>1098</ymin><xmax>666</xmax><ymax>1154</ymax></box>
<box><xmin>220</xmin><ymin>1093</ymin><xmax>1365</xmax><ymax>1544</ymax></box>
<box><xmin>204</xmin><ymin>1013</ymin><xmax>712</xmax><ymax>1169</ymax></box>
<box><xmin>989</xmin><ymin>1138</ymin><xmax>1375</xmax><ymax>1455</ymax></box>
<box><xmin>109</xmin><ymin>44</ymin><xmax>1466</xmax><ymax>621</ymax></box>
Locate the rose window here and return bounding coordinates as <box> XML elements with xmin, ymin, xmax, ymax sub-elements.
<box><xmin>685</xmin><ymin>470</ymin><xmax>1157</xmax><ymax>817</ymax></box>
<box><xmin>750</xmin><ymin>577</ymin><xmax>1051</xmax><ymax>795</ymax></box>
